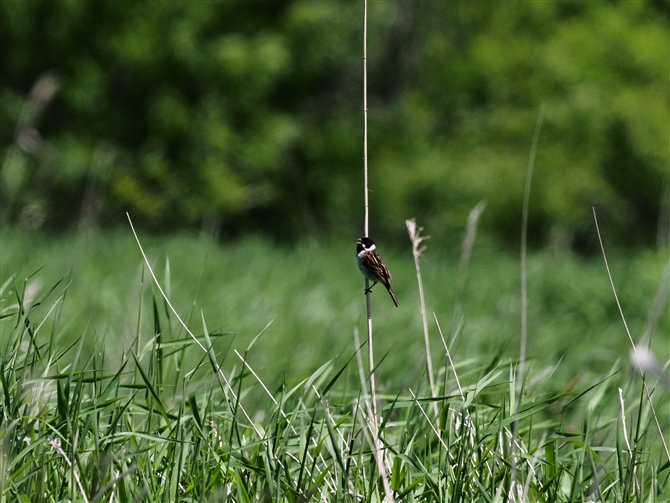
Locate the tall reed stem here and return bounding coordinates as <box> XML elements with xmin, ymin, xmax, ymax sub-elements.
<box><xmin>362</xmin><ymin>0</ymin><xmax>378</xmax><ymax>437</ymax></box>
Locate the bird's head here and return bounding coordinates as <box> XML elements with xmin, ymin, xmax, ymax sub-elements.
<box><xmin>357</xmin><ymin>237</ymin><xmax>375</xmax><ymax>253</ymax></box>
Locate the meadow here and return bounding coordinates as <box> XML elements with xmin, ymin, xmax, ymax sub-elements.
<box><xmin>1</xmin><ymin>227</ymin><xmax>668</xmax><ymax>501</ymax></box>
<box><xmin>0</xmin><ymin>229</ymin><xmax>670</xmax><ymax>501</ymax></box>
<box><xmin>3</xmin><ymin>228</ymin><xmax>668</xmax><ymax>388</ymax></box>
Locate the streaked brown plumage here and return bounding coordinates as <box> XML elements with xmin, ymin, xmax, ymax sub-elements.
<box><xmin>356</xmin><ymin>237</ymin><xmax>399</xmax><ymax>307</ymax></box>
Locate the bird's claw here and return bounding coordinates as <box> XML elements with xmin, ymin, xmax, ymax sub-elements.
<box><xmin>364</xmin><ymin>282</ymin><xmax>377</xmax><ymax>295</ymax></box>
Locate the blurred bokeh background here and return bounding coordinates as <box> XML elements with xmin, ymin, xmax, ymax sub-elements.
<box><xmin>2</xmin><ymin>0</ymin><xmax>668</xmax><ymax>251</ymax></box>
<box><xmin>1</xmin><ymin>1</ymin><xmax>668</xmax><ymax>392</ymax></box>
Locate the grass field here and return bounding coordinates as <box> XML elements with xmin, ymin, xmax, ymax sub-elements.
<box><xmin>1</xmin><ymin>228</ymin><xmax>668</xmax><ymax>501</ymax></box>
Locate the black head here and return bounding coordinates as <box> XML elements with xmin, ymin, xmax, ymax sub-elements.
<box><xmin>356</xmin><ymin>236</ymin><xmax>375</xmax><ymax>253</ymax></box>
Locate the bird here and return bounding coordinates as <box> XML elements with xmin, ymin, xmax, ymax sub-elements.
<box><xmin>356</xmin><ymin>237</ymin><xmax>399</xmax><ymax>307</ymax></box>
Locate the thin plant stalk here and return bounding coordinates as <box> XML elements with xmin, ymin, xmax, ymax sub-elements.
<box><xmin>363</xmin><ymin>2</ymin><xmax>369</xmax><ymax>239</ymax></box>
<box><xmin>519</xmin><ymin>103</ymin><xmax>544</xmax><ymax>410</ymax></box>
<box><xmin>593</xmin><ymin>209</ymin><xmax>670</xmax><ymax>464</ymax></box>
<box><xmin>361</xmin><ymin>0</ymin><xmax>378</xmax><ymax>434</ymax></box>
<box><xmin>451</xmin><ymin>200</ymin><xmax>486</xmax><ymax>349</ymax></box>
<box><xmin>513</xmin><ymin>104</ymin><xmax>544</xmax><ymax>494</ymax></box>
<box><xmin>434</xmin><ymin>313</ymin><xmax>463</xmax><ymax>399</ymax></box>
<box><xmin>126</xmin><ymin>213</ymin><xmax>260</xmax><ymax>436</ymax></box>
<box><xmin>1</xmin><ymin>72</ymin><xmax>59</xmax><ymax>225</ymax></box>
<box><xmin>405</xmin><ymin>218</ymin><xmax>437</xmax><ymax>418</ymax></box>
<box><xmin>354</xmin><ymin>327</ymin><xmax>395</xmax><ymax>503</ymax></box>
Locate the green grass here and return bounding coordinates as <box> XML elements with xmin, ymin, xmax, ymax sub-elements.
<box><xmin>1</xmin><ymin>229</ymin><xmax>669</xmax><ymax>501</ymax></box>
<box><xmin>1</xmin><ymin>229</ymin><xmax>667</xmax><ymax>390</ymax></box>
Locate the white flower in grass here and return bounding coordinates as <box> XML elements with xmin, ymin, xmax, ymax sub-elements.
<box><xmin>630</xmin><ymin>346</ymin><xmax>670</xmax><ymax>388</ymax></box>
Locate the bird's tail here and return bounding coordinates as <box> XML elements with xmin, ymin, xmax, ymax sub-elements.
<box><xmin>387</xmin><ymin>286</ymin><xmax>399</xmax><ymax>307</ymax></box>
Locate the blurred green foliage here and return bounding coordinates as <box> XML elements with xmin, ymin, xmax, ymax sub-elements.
<box><xmin>1</xmin><ymin>1</ymin><xmax>668</xmax><ymax>250</ymax></box>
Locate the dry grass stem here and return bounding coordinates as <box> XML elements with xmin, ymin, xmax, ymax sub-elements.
<box><xmin>452</xmin><ymin>201</ymin><xmax>486</xmax><ymax>347</ymax></box>
<box><xmin>406</xmin><ymin>218</ymin><xmax>437</xmax><ymax>417</ymax></box>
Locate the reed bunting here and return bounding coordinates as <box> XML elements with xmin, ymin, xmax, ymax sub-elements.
<box><xmin>356</xmin><ymin>237</ymin><xmax>399</xmax><ymax>307</ymax></box>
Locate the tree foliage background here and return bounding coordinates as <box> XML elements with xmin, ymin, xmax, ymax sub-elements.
<box><xmin>1</xmin><ymin>0</ymin><xmax>668</xmax><ymax>251</ymax></box>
